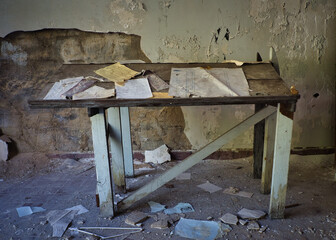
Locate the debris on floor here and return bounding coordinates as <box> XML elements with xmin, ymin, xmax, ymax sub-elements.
<box><xmin>16</xmin><ymin>206</ymin><xmax>46</xmax><ymax>217</ymax></box>
<box><xmin>145</xmin><ymin>144</ymin><xmax>171</xmax><ymax>164</ymax></box>
<box><xmin>237</xmin><ymin>208</ymin><xmax>266</xmax><ymax>220</ymax></box>
<box><xmin>151</xmin><ymin>219</ymin><xmax>169</xmax><ymax>229</ymax></box>
<box><xmin>66</xmin><ymin>204</ymin><xmax>89</xmax><ymax>215</ymax></box>
<box><xmin>46</xmin><ymin>209</ymin><xmax>78</xmax><ymax>237</ymax></box>
<box><xmin>0</xmin><ymin>135</ymin><xmax>10</xmax><ymax>161</ymax></box>
<box><xmin>164</xmin><ymin>202</ymin><xmax>195</xmax><ymax>214</ymax></box>
<box><xmin>175</xmin><ymin>172</ymin><xmax>191</xmax><ymax>180</ymax></box>
<box><xmin>239</xmin><ymin>219</ymin><xmax>248</xmax><ymax>225</ymax></box>
<box><xmin>174</xmin><ymin>218</ymin><xmax>231</xmax><ymax>240</ymax></box>
<box><xmin>70</xmin><ymin>226</ymin><xmax>142</xmax><ymax>239</ymax></box>
<box><xmin>125</xmin><ymin>211</ymin><xmax>148</xmax><ymax>226</ymax></box>
<box><xmin>247</xmin><ymin>221</ymin><xmax>260</xmax><ymax>230</ymax></box>
<box><xmin>148</xmin><ymin>201</ymin><xmax>166</xmax><ymax>213</ymax></box>
<box><xmin>223</xmin><ymin>187</ymin><xmax>254</xmax><ymax>198</ymax></box>
<box><xmin>197</xmin><ymin>181</ymin><xmax>222</xmax><ymax>193</ymax></box>
<box><xmin>219</xmin><ymin>213</ymin><xmax>238</xmax><ymax>225</ymax></box>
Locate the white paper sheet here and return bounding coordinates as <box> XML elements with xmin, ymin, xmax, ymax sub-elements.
<box><xmin>72</xmin><ymin>86</ymin><xmax>115</xmax><ymax>100</ymax></box>
<box><xmin>116</xmin><ymin>78</ymin><xmax>152</xmax><ymax>99</ymax></box>
<box><xmin>168</xmin><ymin>68</ymin><xmax>249</xmax><ymax>98</ymax></box>
<box><xmin>44</xmin><ymin>77</ymin><xmax>83</xmax><ymax>100</ymax></box>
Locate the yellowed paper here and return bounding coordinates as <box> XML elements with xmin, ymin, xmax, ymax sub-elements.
<box><xmin>94</xmin><ymin>62</ymin><xmax>140</xmax><ymax>83</ymax></box>
<box><xmin>151</xmin><ymin>92</ymin><xmax>173</xmax><ymax>98</ymax></box>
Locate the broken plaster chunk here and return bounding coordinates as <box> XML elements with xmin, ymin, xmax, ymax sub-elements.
<box><xmin>0</xmin><ymin>139</ymin><xmax>8</xmax><ymax>161</ymax></box>
<box><xmin>148</xmin><ymin>201</ymin><xmax>166</xmax><ymax>213</ymax></box>
<box><xmin>219</xmin><ymin>213</ymin><xmax>238</xmax><ymax>225</ymax></box>
<box><xmin>125</xmin><ymin>211</ymin><xmax>148</xmax><ymax>226</ymax></box>
<box><xmin>247</xmin><ymin>221</ymin><xmax>260</xmax><ymax>230</ymax></box>
<box><xmin>237</xmin><ymin>208</ymin><xmax>266</xmax><ymax>220</ymax></box>
<box><xmin>151</xmin><ymin>219</ymin><xmax>169</xmax><ymax>229</ymax></box>
<box><xmin>145</xmin><ymin>144</ymin><xmax>171</xmax><ymax>164</ymax></box>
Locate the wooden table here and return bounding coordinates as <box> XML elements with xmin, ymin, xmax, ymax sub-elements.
<box><xmin>29</xmin><ymin>62</ymin><xmax>300</xmax><ymax>219</ymax></box>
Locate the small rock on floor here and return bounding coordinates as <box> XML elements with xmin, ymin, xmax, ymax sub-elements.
<box><xmin>237</xmin><ymin>208</ymin><xmax>266</xmax><ymax>220</ymax></box>
<box><xmin>125</xmin><ymin>211</ymin><xmax>148</xmax><ymax>226</ymax></box>
<box><xmin>151</xmin><ymin>219</ymin><xmax>169</xmax><ymax>229</ymax></box>
<box><xmin>220</xmin><ymin>213</ymin><xmax>238</xmax><ymax>225</ymax></box>
<box><xmin>247</xmin><ymin>221</ymin><xmax>260</xmax><ymax>230</ymax></box>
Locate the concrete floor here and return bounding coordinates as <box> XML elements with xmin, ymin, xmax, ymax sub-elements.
<box><xmin>0</xmin><ymin>154</ymin><xmax>335</xmax><ymax>240</ymax></box>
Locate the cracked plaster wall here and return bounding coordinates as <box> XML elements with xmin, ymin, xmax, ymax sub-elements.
<box><xmin>0</xmin><ymin>0</ymin><xmax>335</xmax><ymax>152</ymax></box>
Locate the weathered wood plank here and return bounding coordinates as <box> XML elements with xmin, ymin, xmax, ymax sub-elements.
<box><xmin>261</xmin><ymin>112</ymin><xmax>276</xmax><ymax>194</ymax></box>
<box><xmin>90</xmin><ymin>108</ymin><xmax>114</xmax><ymax>217</ymax></box>
<box><xmin>120</xmin><ymin>107</ymin><xmax>134</xmax><ymax>177</ymax></box>
<box><xmin>107</xmin><ymin>107</ymin><xmax>126</xmax><ymax>190</ymax></box>
<box><xmin>253</xmin><ymin>104</ymin><xmax>266</xmax><ymax>179</ymax></box>
<box><xmin>29</xmin><ymin>95</ymin><xmax>299</xmax><ymax>109</ymax></box>
<box><xmin>117</xmin><ymin>105</ymin><xmax>277</xmax><ymax>211</ymax></box>
<box><xmin>269</xmin><ymin>104</ymin><xmax>293</xmax><ymax>218</ymax></box>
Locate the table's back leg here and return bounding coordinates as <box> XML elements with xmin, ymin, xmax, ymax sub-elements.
<box><xmin>269</xmin><ymin>103</ymin><xmax>294</xmax><ymax>218</ymax></box>
<box><xmin>253</xmin><ymin>104</ymin><xmax>266</xmax><ymax>179</ymax></box>
<box><xmin>90</xmin><ymin>108</ymin><xmax>115</xmax><ymax>217</ymax></box>
<box><xmin>107</xmin><ymin>107</ymin><xmax>126</xmax><ymax>192</ymax></box>
<box><xmin>261</xmin><ymin>112</ymin><xmax>276</xmax><ymax>194</ymax></box>
<box><xmin>120</xmin><ymin>107</ymin><xmax>134</xmax><ymax>177</ymax></box>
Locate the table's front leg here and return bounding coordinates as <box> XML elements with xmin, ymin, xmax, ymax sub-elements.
<box><xmin>269</xmin><ymin>103</ymin><xmax>294</xmax><ymax>218</ymax></box>
<box><xmin>120</xmin><ymin>107</ymin><xmax>134</xmax><ymax>177</ymax></box>
<box><xmin>261</xmin><ymin>112</ymin><xmax>276</xmax><ymax>194</ymax></box>
<box><xmin>89</xmin><ymin>108</ymin><xmax>115</xmax><ymax>217</ymax></box>
<box><xmin>107</xmin><ymin>107</ymin><xmax>126</xmax><ymax>191</ymax></box>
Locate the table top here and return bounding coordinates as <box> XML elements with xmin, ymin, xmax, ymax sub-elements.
<box><xmin>28</xmin><ymin>62</ymin><xmax>300</xmax><ymax>109</ymax></box>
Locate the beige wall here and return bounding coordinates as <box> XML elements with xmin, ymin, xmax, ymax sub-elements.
<box><xmin>0</xmin><ymin>0</ymin><xmax>335</xmax><ymax>150</ymax></box>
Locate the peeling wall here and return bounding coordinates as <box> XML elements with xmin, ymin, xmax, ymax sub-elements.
<box><xmin>0</xmin><ymin>0</ymin><xmax>335</xmax><ymax>152</ymax></box>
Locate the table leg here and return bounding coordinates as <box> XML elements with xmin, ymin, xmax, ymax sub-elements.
<box><xmin>261</xmin><ymin>112</ymin><xmax>276</xmax><ymax>194</ymax></box>
<box><xmin>269</xmin><ymin>104</ymin><xmax>293</xmax><ymax>218</ymax></box>
<box><xmin>90</xmin><ymin>108</ymin><xmax>114</xmax><ymax>217</ymax></box>
<box><xmin>107</xmin><ymin>107</ymin><xmax>126</xmax><ymax>191</ymax></box>
<box><xmin>120</xmin><ymin>107</ymin><xmax>134</xmax><ymax>177</ymax></box>
<box><xmin>253</xmin><ymin>104</ymin><xmax>266</xmax><ymax>179</ymax></box>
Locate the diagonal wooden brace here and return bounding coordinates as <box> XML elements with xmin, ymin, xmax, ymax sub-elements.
<box><xmin>117</xmin><ymin>105</ymin><xmax>277</xmax><ymax>211</ymax></box>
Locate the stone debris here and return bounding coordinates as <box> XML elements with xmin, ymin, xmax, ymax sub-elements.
<box><xmin>247</xmin><ymin>221</ymin><xmax>260</xmax><ymax>230</ymax></box>
<box><xmin>151</xmin><ymin>219</ymin><xmax>169</xmax><ymax>229</ymax></box>
<box><xmin>223</xmin><ymin>187</ymin><xmax>254</xmax><ymax>198</ymax></box>
<box><xmin>125</xmin><ymin>211</ymin><xmax>148</xmax><ymax>226</ymax></box>
<box><xmin>237</xmin><ymin>208</ymin><xmax>266</xmax><ymax>220</ymax></box>
<box><xmin>259</xmin><ymin>225</ymin><xmax>268</xmax><ymax>233</ymax></box>
<box><xmin>219</xmin><ymin>213</ymin><xmax>238</xmax><ymax>225</ymax></box>
<box><xmin>145</xmin><ymin>144</ymin><xmax>171</xmax><ymax>164</ymax></box>
<box><xmin>239</xmin><ymin>219</ymin><xmax>248</xmax><ymax>225</ymax></box>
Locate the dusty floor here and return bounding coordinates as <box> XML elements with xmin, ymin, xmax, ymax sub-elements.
<box><xmin>0</xmin><ymin>154</ymin><xmax>335</xmax><ymax>240</ymax></box>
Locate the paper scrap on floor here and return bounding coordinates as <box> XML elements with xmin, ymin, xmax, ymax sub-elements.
<box><xmin>72</xmin><ymin>86</ymin><xmax>115</xmax><ymax>100</ymax></box>
<box><xmin>148</xmin><ymin>201</ymin><xmax>166</xmax><ymax>213</ymax></box>
<box><xmin>116</xmin><ymin>78</ymin><xmax>152</xmax><ymax>99</ymax></box>
<box><xmin>174</xmin><ymin>218</ymin><xmax>229</xmax><ymax>240</ymax></box>
<box><xmin>16</xmin><ymin>206</ymin><xmax>46</xmax><ymax>217</ymax></box>
<box><xmin>94</xmin><ymin>62</ymin><xmax>140</xmax><ymax>84</ymax></box>
<box><xmin>164</xmin><ymin>203</ymin><xmax>194</xmax><ymax>215</ymax></box>
<box><xmin>168</xmin><ymin>67</ymin><xmax>249</xmax><ymax>98</ymax></box>
<box><xmin>145</xmin><ymin>144</ymin><xmax>170</xmax><ymax>164</ymax></box>
<box><xmin>197</xmin><ymin>181</ymin><xmax>222</xmax><ymax>193</ymax></box>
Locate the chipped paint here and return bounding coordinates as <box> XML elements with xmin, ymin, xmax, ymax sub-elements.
<box><xmin>0</xmin><ymin>41</ymin><xmax>27</xmax><ymax>66</ymax></box>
